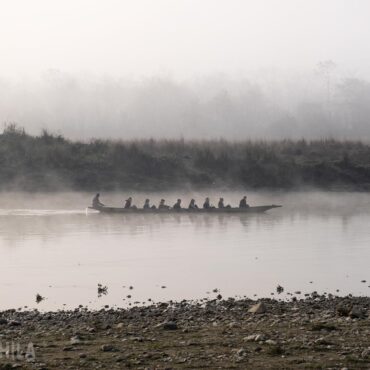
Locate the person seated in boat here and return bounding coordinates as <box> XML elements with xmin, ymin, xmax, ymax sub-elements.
<box><xmin>92</xmin><ymin>193</ymin><xmax>104</xmax><ymax>208</ymax></box>
<box><xmin>124</xmin><ymin>197</ymin><xmax>133</xmax><ymax>209</ymax></box>
<box><xmin>203</xmin><ymin>197</ymin><xmax>214</xmax><ymax>209</ymax></box>
<box><xmin>188</xmin><ymin>199</ymin><xmax>198</xmax><ymax>209</ymax></box>
<box><xmin>173</xmin><ymin>199</ymin><xmax>182</xmax><ymax>209</ymax></box>
<box><xmin>143</xmin><ymin>199</ymin><xmax>150</xmax><ymax>209</ymax></box>
<box><xmin>218</xmin><ymin>197</ymin><xmax>231</xmax><ymax>209</ymax></box>
<box><xmin>239</xmin><ymin>196</ymin><xmax>249</xmax><ymax>208</ymax></box>
<box><xmin>158</xmin><ymin>199</ymin><xmax>170</xmax><ymax>210</ymax></box>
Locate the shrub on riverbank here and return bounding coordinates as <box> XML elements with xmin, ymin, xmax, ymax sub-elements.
<box><xmin>1</xmin><ymin>124</ymin><xmax>370</xmax><ymax>191</ymax></box>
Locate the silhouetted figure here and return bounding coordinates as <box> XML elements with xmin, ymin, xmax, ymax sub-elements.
<box><xmin>188</xmin><ymin>199</ymin><xmax>198</xmax><ymax>209</ymax></box>
<box><xmin>203</xmin><ymin>197</ymin><xmax>211</xmax><ymax>209</ymax></box>
<box><xmin>124</xmin><ymin>197</ymin><xmax>132</xmax><ymax>209</ymax></box>
<box><xmin>92</xmin><ymin>193</ymin><xmax>104</xmax><ymax>208</ymax></box>
<box><xmin>158</xmin><ymin>199</ymin><xmax>170</xmax><ymax>210</ymax></box>
<box><xmin>173</xmin><ymin>199</ymin><xmax>182</xmax><ymax>209</ymax></box>
<box><xmin>218</xmin><ymin>197</ymin><xmax>231</xmax><ymax>209</ymax></box>
<box><xmin>143</xmin><ymin>199</ymin><xmax>150</xmax><ymax>209</ymax></box>
<box><xmin>239</xmin><ymin>196</ymin><xmax>249</xmax><ymax>208</ymax></box>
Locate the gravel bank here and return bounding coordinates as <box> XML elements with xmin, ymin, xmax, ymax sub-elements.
<box><xmin>0</xmin><ymin>296</ymin><xmax>369</xmax><ymax>369</ymax></box>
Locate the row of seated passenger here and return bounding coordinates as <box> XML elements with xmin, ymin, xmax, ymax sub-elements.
<box><xmin>93</xmin><ymin>194</ymin><xmax>249</xmax><ymax>209</ymax></box>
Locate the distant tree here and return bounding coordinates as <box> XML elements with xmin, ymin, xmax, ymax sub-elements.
<box><xmin>337</xmin><ymin>78</ymin><xmax>370</xmax><ymax>138</ymax></box>
<box><xmin>316</xmin><ymin>60</ymin><xmax>337</xmax><ymax>113</ymax></box>
<box><xmin>2</xmin><ymin>122</ymin><xmax>26</xmax><ymax>136</ymax></box>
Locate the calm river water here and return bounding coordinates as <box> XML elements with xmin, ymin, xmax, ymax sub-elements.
<box><xmin>0</xmin><ymin>191</ymin><xmax>369</xmax><ymax>310</ymax></box>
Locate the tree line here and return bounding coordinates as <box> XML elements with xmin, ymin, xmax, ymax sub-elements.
<box><xmin>1</xmin><ymin>124</ymin><xmax>370</xmax><ymax>191</ymax></box>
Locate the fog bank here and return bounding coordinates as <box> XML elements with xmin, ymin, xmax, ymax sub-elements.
<box><xmin>1</xmin><ymin>67</ymin><xmax>370</xmax><ymax>140</ymax></box>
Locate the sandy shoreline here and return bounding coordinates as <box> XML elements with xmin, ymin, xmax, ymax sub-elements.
<box><xmin>0</xmin><ymin>295</ymin><xmax>369</xmax><ymax>369</ymax></box>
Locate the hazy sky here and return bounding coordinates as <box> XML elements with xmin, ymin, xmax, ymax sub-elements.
<box><xmin>1</xmin><ymin>0</ymin><xmax>370</xmax><ymax>79</ymax></box>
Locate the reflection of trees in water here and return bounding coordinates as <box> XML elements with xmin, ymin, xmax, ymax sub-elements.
<box><xmin>0</xmin><ymin>215</ymin><xmax>68</xmax><ymax>247</ymax></box>
<box><xmin>341</xmin><ymin>215</ymin><xmax>349</xmax><ymax>232</ymax></box>
<box><xmin>0</xmin><ymin>214</ymin><xmax>128</xmax><ymax>246</ymax></box>
<box><xmin>0</xmin><ymin>202</ymin><xmax>365</xmax><ymax>248</ymax></box>
<box><xmin>0</xmin><ymin>213</ymin><xmax>276</xmax><ymax>246</ymax></box>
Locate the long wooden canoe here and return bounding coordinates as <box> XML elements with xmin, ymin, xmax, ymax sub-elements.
<box><xmin>89</xmin><ymin>205</ymin><xmax>282</xmax><ymax>214</ymax></box>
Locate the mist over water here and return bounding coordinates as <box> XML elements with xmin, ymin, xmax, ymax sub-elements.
<box><xmin>0</xmin><ymin>191</ymin><xmax>369</xmax><ymax>310</ymax></box>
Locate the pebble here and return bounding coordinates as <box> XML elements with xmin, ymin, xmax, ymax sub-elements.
<box><xmin>255</xmin><ymin>334</ymin><xmax>267</xmax><ymax>342</ymax></box>
<box><xmin>70</xmin><ymin>335</ymin><xmax>82</xmax><ymax>345</ymax></box>
<box><xmin>236</xmin><ymin>348</ymin><xmax>246</xmax><ymax>357</ymax></box>
<box><xmin>248</xmin><ymin>302</ymin><xmax>266</xmax><ymax>314</ymax></box>
<box><xmin>228</xmin><ymin>322</ymin><xmax>240</xmax><ymax>329</ymax></box>
<box><xmin>163</xmin><ymin>321</ymin><xmax>178</xmax><ymax>330</ymax></box>
<box><xmin>8</xmin><ymin>320</ymin><xmax>21</xmax><ymax>326</ymax></box>
<box><xmin>243</xmin><ymin>335</ymin><xmax>256</xmax><ymax>342</ymax></box>
<box><xmin>276</xmin><ymin>285</ymin><xmax>284</xmax><ymax>294</ymax></box>
<box><xmin>265</xmin><ymin>339</ymin><xmax>277</xmax><ymax>345</ymax></box>
<box><xmin>101</xmin><ymin>344</ymin><xmax>115</xmax><ymax>352</ymax></box>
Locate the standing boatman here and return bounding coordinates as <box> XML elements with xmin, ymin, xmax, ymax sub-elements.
<box><xmin>92</xmin><ymin>193</ymin><xmax>104</xmax><ymax>208</ymax></box>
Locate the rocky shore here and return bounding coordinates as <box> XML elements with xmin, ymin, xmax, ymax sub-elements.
<box><xmin>0</xmin><ymin>296</ymin><xmax>369</xmax><ymax>369</ymax></box>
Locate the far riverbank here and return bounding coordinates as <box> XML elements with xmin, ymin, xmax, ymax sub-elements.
<box><xmin>2</xmin><ymin>125</ymin><xmax>370</xmax><ymax>191</ymax></box>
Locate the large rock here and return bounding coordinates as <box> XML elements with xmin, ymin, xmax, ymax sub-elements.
<box><xmin>336</xmin><ymin>301</ymin><xmax>365</xmax><ymax>318</ymax></box>
<box><xmin>336</xmin><ymin>301</ymin><xmax>352</xmax><ymax>317</ymax></box>
<box><xmin>248</xmin><ymin>302</ymin><xmax>266</xmax><ymax>314</ymax></box>
<box><xmin>349</xmin><ymin>305</ymin><xmax>364</xmax><ymax>319</ymax></box>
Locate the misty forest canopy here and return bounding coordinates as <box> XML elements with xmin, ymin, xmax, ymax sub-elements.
<box><xmin>1</xmin><ymin>63</ymin><xmax>370</xmax><ymax>141</ymax></box>
<box><xmin>1</xmin><ymin>124</ymin><xmax>370</xmax><ymax>191</ymax></box>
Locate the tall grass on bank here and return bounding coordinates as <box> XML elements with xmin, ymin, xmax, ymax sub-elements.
<box><xmin>1</xmin><ymin>124</ymin><xmax>370</xmax><ymax>191</ymax></box>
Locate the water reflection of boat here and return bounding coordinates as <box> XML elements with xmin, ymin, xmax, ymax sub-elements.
<box><xmin>89</xmin><ymin>205</ymin><xmax>282</xmax><ymax>214</ymax></box>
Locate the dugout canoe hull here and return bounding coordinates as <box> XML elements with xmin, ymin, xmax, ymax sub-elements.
<box><xmin>89</xmin><ymin>205</ymin><xmax>282</xmax><ymax>214</ymax></box>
